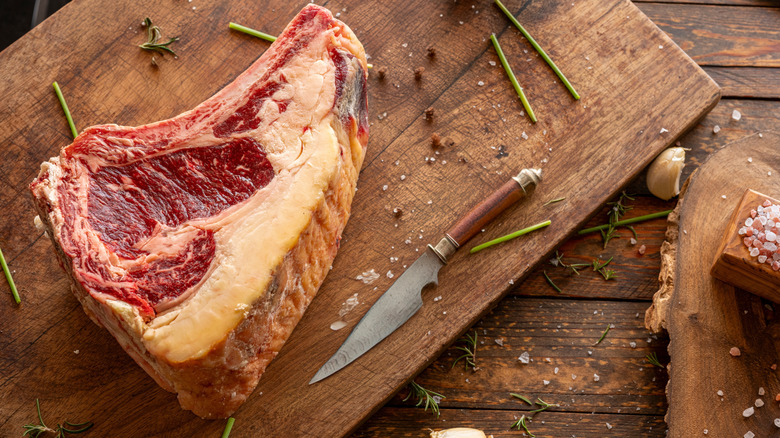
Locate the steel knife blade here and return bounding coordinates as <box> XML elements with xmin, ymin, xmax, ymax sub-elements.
<box><xmin>310</xmin><ymin>168</ymin><xmax>542</xmax><ymax>384</ymax></box>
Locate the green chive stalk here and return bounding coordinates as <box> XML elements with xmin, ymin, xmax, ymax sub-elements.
<box><xmin>52</xmin><ymin>82</ymin><xmax>78</xmax><ymax>139</ymax></box>
<box><xmin>578</xmin><ymin>210</ymin><xmax>673</xmax><ymax>235</ymax></box>
<box><xmin>470</xmin><ymin>220</ymin><xmax>551</xmax><ymax>253</ymax></box>
<box><xmin>490</xmin><ymin>34</ymin><xmax>537</xmax><ymax>123</ymax></box>
<box><xmin>229</xmin><ymin>23</ymin><xmax>277</xmax><ymax>42</ymax></box>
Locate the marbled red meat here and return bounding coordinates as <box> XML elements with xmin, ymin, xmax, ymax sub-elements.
<box><xmin>30</xmin><ymin>4</ymin><xmax>368</xmax><ymax>418</ymax></box>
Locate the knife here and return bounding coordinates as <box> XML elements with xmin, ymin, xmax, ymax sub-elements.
<box><xmin>310</xmin><ymin>168</ymin><xmax>542</xmax><ymax>384</ymax></box>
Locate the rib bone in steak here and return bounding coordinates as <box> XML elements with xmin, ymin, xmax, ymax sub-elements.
<box><xmin>29</xmin><ymin>4</ymin><xmax>368</xmax><ymax>418</ymax></box>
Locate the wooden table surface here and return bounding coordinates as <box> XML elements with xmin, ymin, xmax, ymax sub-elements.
<box><xmin>352</xmin><ymin>0</ymin><xmax>780</xmax><ymax>436</ymax></box>
<box><xmin>0</xmin><ymin>0</ymin><xmax>775</xmax><ymax>437</ymax></box>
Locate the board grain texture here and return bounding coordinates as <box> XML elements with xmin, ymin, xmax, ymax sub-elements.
<box><xmin>0</xmin><ymin>0</ymin><xmax>719</xmax><ymax>436</ymax></box>
<box><xmin>646</xmin><ymin>132</ymin><xmax>780</xmax><ymax>437</ymax></box>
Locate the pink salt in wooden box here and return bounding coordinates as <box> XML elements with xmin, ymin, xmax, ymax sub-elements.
<box><xmin>711</xmin><ymin>189</ymin><xmax>780</xmax><ymax>302</ymax></box>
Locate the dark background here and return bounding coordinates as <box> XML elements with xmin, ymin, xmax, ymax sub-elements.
<box><xmin>1</xmin><ymin>0</ymin><xmax>70</xmax><ymax>51</ymax></box>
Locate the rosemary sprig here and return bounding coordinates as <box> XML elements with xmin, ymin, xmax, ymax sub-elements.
<box><xmin>594</xmin><ymin>324</ymin><xmax>610</xmax><ymax>346</ymax></box>
<box><xmin>23</xmin><ymin>399</ymin><xmax>93</xmax><ymax>438</ymax></box>
<box><xmin>470</xmin><ymin>220</ymin><xmax>550</xmax><ymax>254</ymax></box>
<box><xmin>645</xmin><ymin>352</ymin><xmax>664</xmax><ymax>368</ymax></box>
<box><xmin>452</xmin><ymin>331</ymin><xmax>479</xmax><ymax>371</ymax></box>
<box><xmin>542</xmin><ymin>270</ymin><xmax>561</xmax><ymax>293</ymax></box>
<box><xmin>0</xmin><ymin>245</ymin><xmax>20</xmax><ymax>304</ymax></box>
<box><xmin>494</xmin><ymin>0</ymin><xmax>580</xmax><ymax>100</ymax></box>
<box><xmin>228</xmin><ymin>22</ymin><xmax>277</xmax><ymax>42</ymax></box>
<box><xmin>489</xmin><ymin>33</ymin><xmax>537</xmax><ymax>123</ymax></box>
<box><xmin>550</xmin><ymin>251</ymin><xmax>589</xmax><ymax>275</ymax></box>
<box><xmin>578</xmin><ymin>210</ymin><xmax>673</xmax><ymax>236</ymax></box>
<box><xmin>543</xmin><ymin>197</ymin><xmax>565</xmax><ymax>206</ymax></box>
<box><xmin>221</xmin><ymin>417</ymin><xmax>235</xmax><ymax>438</ymax></box>
<box><xmin>592</xmin><ymin>256</ymin><xmax>617</xmax><ymax>280</ymax></box>
<box><xmin>529</xmin><ymin>398</ymin><xmax>559</xmax><ymax>414</ymax></box>
<box><xmin>52</xmin><ymin>82</ymin><xmax>78</xmax><ymax>139</ymax></box>
<box><xmin>139</xmin><ymin>18</ymin><xmax>179</xmax><ymax>56</ymax></box>
<box><xmin>510</xmin><ymin>393</ymin><xmax>533</xmax><ymax>405</ymax></box>
<box><xmin>404</xmin><ymin>381</ymin><xmax>445</xmax><ymax>418</ymax></box>
<box><xmin>511</xmin><ymin>415</ymin><xmax>535</xmax><ymax>437</ymax></box>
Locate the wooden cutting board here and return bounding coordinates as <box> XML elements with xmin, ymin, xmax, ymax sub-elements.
<box><xmin>0</xmin><ymin>0</ymin><xmax>718</xmax><ymax>436</ymax></box>
<box><xmin>646</xmin><ymin>132</ymin><xmax>780</xmax><ymax>437</ymax></box>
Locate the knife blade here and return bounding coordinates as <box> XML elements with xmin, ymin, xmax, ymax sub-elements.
<box><xmin>310</xmin><ymin>168</ymin><xmax>542</xmax><ymax>384</ymax></box>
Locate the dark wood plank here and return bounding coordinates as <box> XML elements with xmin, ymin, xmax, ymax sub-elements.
<box><xmin>638</xmin><ymin>3</ymin><xmax>780</xmax><ymax>67</ymax></box>
<box><xmin>353</xmin><ymin>408</ymin><xmax>667</xmax><ymax>438</ymax></box>
<box><xmin>0</xmin><ymin>0</ymin><xmax>719</xmax><ymax>436</ymax></box>
<box><xmin>646</xmin><ymin>132</ymin><xmax>780</xmax><ymax>437</ymax></box>
<box><xmin>634</xmin><ymin>0</ymin><xmax>776</xmax><ymax>7</ymax></box>
<box><xmin>353</xmin><ymin>299</ymin><xmax>668</xmax><ymax>436</ymax></box>
<box><xmin>704</xmin><ymin>67</ymin><xmax>780</xmax><ymax>99</ymax></box>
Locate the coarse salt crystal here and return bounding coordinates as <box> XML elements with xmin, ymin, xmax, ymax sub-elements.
<box><xmin>722</xmin><ymin>195</ymin><xmax>727</xmax><ymax>199</ymax></box>
<box><xmin>629</xmin><ymin>238</ymin><xmax>637</xmax><ymax>245</ymax></box>
<box><xmin>630</xmin><ymin>341</ymin><xmax>637</xmax><ymax>348</ymax></box>
<box><xmin>554</xmin><ymin>367</ymin><xmax>559</xmax><ymax>374</ymax></box>
<box><xmin>593</xmin><ymin>374</ymin><xmax>600</xmax><ymax>382</ymax></box>
<box><xmin>748</xmin><ymin>157</ymin><xmax>753</xmax><ymax>163</ymax></box>
<box><xmin>543</xmin><ymin>380</ymin><xmax>550</xmax><ymax>385</ymax></box>
<box><xmin>660</xmin><ymin>128</ymin><xmax>668</xmax><ymax>134</ymax></box>
<box><xmin>400</xmin><ymin>175</ymin><xmax>406</xmax><ymax>181</ymax></box>
<box><xmin>518</xmin><ymin>351</ymin><xmax>530</xmax><ymax>363</ymax></box>
<box><xmin>477</xmin><ymin>81</ymin><xmax>485</xmax><ymax>86</ymax></box>
<box><xmin>732</xmin><ymin>109</ymin><xmax>742</xmax><ymax>121</ymax></box>
<box><xmin>330</xmin><ymin>320</ymin><xmax>348</xmax><ymax>330</ymax></box>
<box><xmin>495</xmin><ymin>338</ymin><xmax>504</xmax><ymax>346</ymax></box>
<box><xmin>743</xmin><ymin>407</ymin><xmax>755</xmax><ymax>417</ymax></box>
<box><xmin>755</xmin><ymin>398</ymin><xmax>764</xmax><ymax>407</ymax></box>
<box><xmin>760</xmin><ymin>387</ymin><xmax>766</xmax><ymax>396</ymax></box>
<box><xmin>713</xmin><ymin>125</ymin><xmax>721</xmax><ymax>134</ymax></box>
<box><xmin>606</xmin><ymin>423</ymin><xmax>612</xmax><ymax>430</ymax></box>
<box><xmin>638</xmin><ymin>244</ymin><xmax>646</xmax><ymax>255</ymax></box>
<box><xmin>730</xmin><ymin>347</ymin><xmax>741</xmax><ymax>356</ymax></box>
<box><xmin>717</xmin><ymin>390</ymin><xmax>724</xmax><ymax>396</ymax></box>
<box><xmin>386</xmin><ymin>270</ymin><xmax>394</xmax><ymax>278</ymax></box>
<box><xmin>774</xmin><ymin>418</ymin><xmax>780</xmax><ymax>428</ymax></box>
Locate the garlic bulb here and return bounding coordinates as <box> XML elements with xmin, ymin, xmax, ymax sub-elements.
<box><xmin>430</xmin><ymin>427</ymin><xmax>488</xmax><ymax>438</ymax></box>
<box><xmin>646</xmin><ymin>147</ymin><xmax>685</xmax><ymax>200</ymax></box>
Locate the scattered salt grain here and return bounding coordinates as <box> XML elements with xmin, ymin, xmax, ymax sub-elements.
<box><xmin>732</xmin><ymin>109</ymin><xmax>742</xmax><ymax>121</ymax></box>
<box><xmin>730</xmin><ymin>347</ymin><xmax>741</xmax><ymax>356</ymax></box>
<box><xmin>593</xmin><ymin>374</ymin><xmax>600</xmax><ymax>382</ymax></box>
<box><xmin>759</xmin><ymin>387</ymin><xmax>766</xmax><ymax>396</ymax></box>
<box><xmin>73</xmin><ymin>350</ymin><xmax>79</xmax><ymax>354</ymax></box>
<box><xmin>755</xmin><ymin>399</ymin><xmax>764</xmax><ymax>407</ymax></box>
<box><xmin>554</xmin><ymin>367</ymin><xmax>559</xmax><ymax>374</ymax></box>
<box><xmin>489</xmin><ymin>60</ymin><xmax>496</xmax><ymax>66</ymax></box>
<box><xmin>629</xmin><ymin>238</ymin><xmax>637</xmax><ymax>246</ymax></box>
<box><xmin>339</xmin><ymin>293</ymin><xmax>360</xmax><ymax>317</ymax></box>
<box><xmin>495</xmin><ymin>338</ymin><xmax>504</xmax><ymax>346</ymax></box>
<box><xmin>717</xmin><ymin>390</ymin><xmax>724</xmax><ymax>396</ymax></box>
<box><xmin>748</xmin><ymin>157</ymin><xmax>753</xmax><ymax>163</ymax></box>
<box><xmin>774</xmin><ymin>418</ymin><xmax>780</xmax><ymax>428</ymax></box>
<box><xmin>722</xmin><ymin>195</ymin><xmax>727</xmax><ymax>199</ymax></box>
<box><xmin>630</xmin><ymin>341</ymin><xmax>637</xmax><ymax>348</ymax></box>
<box><xmin>521</xmin><ymin>131</ymin><xmax>529</xmax><ymax>140</ymax></box>
<box><xmin>606</xmin><ymin>423</ymin><xmax>612</xmax><ymax>430</ymax></box>
<box><xmin>713</xmin><ymin>125</ymin><xmax>721</xmax><ymax>134</ymax></box>
<box><xmin>382</xmin><ymin>184</ymin><xmax>388</xmax><ymax>191</ymax></box>
<box><xmin>744</xmin><ymin>432</ymin><xmax>754</xmax><ymax>438</ymax></box>
<box><xmin>330</xmin><ymin>320</ymin><xmax>348</xmax><ymax>330</ymax></box>
<box><xmin>386</xmin><ymin>270</ymin><xmax>394</xmax><ymax>279</ymax></box>
<box><xmin>477</xmin><ymin>81</ymin><xmax>485</xmax><ymax>86</ymax></box>
<box><xmin>660</xmin><ymin>128</ymin><xmax>668</xmax><ymax>134</ymax></box>
<box><xmin>433</xmin><ymin>296</ymin><xmax>442</xmax><ymax>302</ymax></box>
<box><xmin>703</xmin><ymin>430</ymin><xmax>708</xmax><ymax>435</ymax></box>
<box><xmin>400</xmin><ymin>175</ymin><xmax>406</xmax><ymax>181</ymax></box>
<box><xmin>638</xmin><ymin>244</ymin><xmax>646</xmax><ymax>255</ymax></box>
<box><xmin>743</xmin><ymin>406</ymin><xmax>755</xmax><ymax>417</ymax></box>
<box><xmin>543</xmin><ymin>380</ymin><xmax>550</xmax><ymax>385</ymax></box>
<box><xmin>518</xmin><ymin>351</ymin><xmax>530</xmax><ymax>364</ymax></box>
<box><xmin>572</xmin><ymin>374</ymin><xmax>577</xmax><ymax>380</ymax></box>
<box><xmin>356</xmin><ymin>269</ymin><xmax>380</xmax><ymax>284</ymax></box>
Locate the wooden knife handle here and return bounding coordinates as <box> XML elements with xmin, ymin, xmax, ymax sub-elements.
<box><xmin>445</xmin><ymin>168</ymin><xmax>542</xmax><ymax>247</ymax></box>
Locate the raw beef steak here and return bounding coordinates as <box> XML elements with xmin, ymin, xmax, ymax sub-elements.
<box><xmin>30</xmin><ymin>4</ymin><xmax>368</xmax><ymax>419</ymax></box>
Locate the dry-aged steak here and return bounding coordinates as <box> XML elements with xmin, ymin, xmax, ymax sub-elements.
<box><xmin>29</xmin><ymin>5</ymin><xmax>368</xmax><ymax>418</ymax></box>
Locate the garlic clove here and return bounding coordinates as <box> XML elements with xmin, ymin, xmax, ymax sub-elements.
<box><xmin>430</xmin><ymin>427</ymin><xmax>488</xmax><ymax>438</ymax></box>
<box><xmin>646</xmin><ymin>147</ymin><xmax>686</xmax><ymax>201</ymax></box>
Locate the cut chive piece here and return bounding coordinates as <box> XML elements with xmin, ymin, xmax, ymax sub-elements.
<box><xmin>542</xmin><ymin>270</ymin><xmax>561</xmax><ymax>293</ymax></box>
<box><xmin>470</xmin><ymin>219</ymin><xmax>550</xmax><ymax>253</ymax></box>
<box><xmin>221</xmin><ymin>417</ymin><xmax>235</xmax><ymax>438</ymax></box>
<box><xmin>489</xmin><ymin>34</ymin><xmax>537</xmax><ymax>123</ymax></box>
<box><xmin>229</xmin><ymin>22</ymin><xmax>277</xmax><ymax>42</ymax></box>
<box><xmin>594</xmin><ymin>324</ymin><xmax>610</xmax><ymax>345</ymax></box>
<box><xmin>52</xmin><ymin>82</ymin><xmax>78</xmax><ymax>139</ymax></box>
<box><xmin>494</xmin><ymin>0</ymin><xmax>580</xmax><ymax>100</ymax></box>
<box><xmin>578</xmin><ymin>210</ymin><xmax>673</xmax><ymax>235</ymax></box>
<box><xmin>543</xmin><ymin>197</ymin><xmax>565</xmax><ymax>206</ymax></box>
<box><xmin>0</xmin><ymin>245</ymin><xmax>20</xmax><ymax>304</ymax></box>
